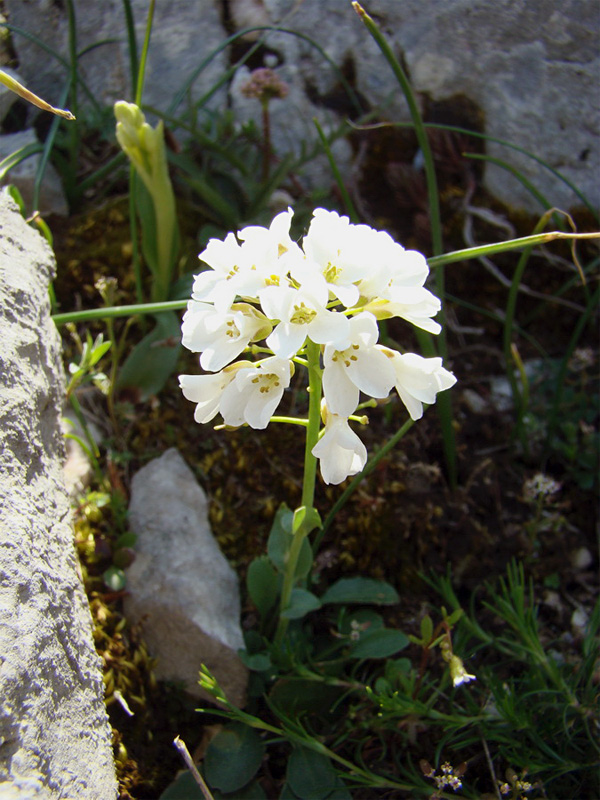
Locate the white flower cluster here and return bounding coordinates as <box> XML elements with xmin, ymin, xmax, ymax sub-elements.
<box><xmin>179</xmin><ymin>208</ymin><xmax>456</xmax><ymax>484</ymax></box>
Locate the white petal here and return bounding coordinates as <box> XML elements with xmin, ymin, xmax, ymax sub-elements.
<box><xmin>179</xmin><ymin>373</ymin><xmax>229</xmax><ymax>423</ymax></box>
<box><xmin>346</xmin><ymin>348</ymin><xmax>395</xmax><ymax>399</ymax></box>
<box><xmin>266</xmin><ymin>322</ymin><xmax>306</xmax><ymax>359</ymax></box>
<box><xmin>322</xmin><ymin>360</ymin><xmax>359</xmax><ymax>417</ymax></box>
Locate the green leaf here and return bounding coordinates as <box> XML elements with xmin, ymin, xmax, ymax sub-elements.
<box><xmin>267</xmin><ymin>504</ymin><xmax>294</xmax><ymax>572</ymax></box>
<box><xmin>269</xmin><ymin>679</ymin><xmax>344</xmax><ymax>721</ymax></box>
<box><xmin>267</xmin><ymin>504</ymin><xmax>312</xmax><ymax>579</ymax></box>
<box><xmin>159</xmin><ymin>770</ymin><xmax>205</xmax><ymax>799</ymax></box>
<box><xmin>349</xmin><ymin>628</ymin><xmax>409</xmax><ymax>659</ymax></box>
<box><xmin>420</xmin><ymin>614</ymin><xmax>433</xmax><ymax>642</ymax></box>
<box><xmin>445</xmin><ymin>608</ymin><xmax>464</xmax><ymax>626</ymax></box>
<box><xmin>385</xmin><ymin>658</ymin><xmax>412</xmax><ymax>682</ymax></box>
<box><xmin>116</xmin><ymin>312</ymin><xmax>181</xmax><ymax>401</ymax></box>
<box><xmin>326</xmin><ymin>778</ymin><xmax>352</xmax><ymax>800</ymax></box>
<box><xmin>338</xmin><ymin>608</ymin><xmax>384</xmax><ymax>636</ymax></box>
<box><xmin>320</xmin><ymin>577</ymin><xmax>399</xmax><ymax>606</ymax></box>
<box><xmin>238</xmin><ymin>651</ymin><xmax>272</xmax><ymax>672</ymax></box>
<box><xmin>287</xmin><ymin>747</ymin><xmax>337</xmax><ymax>800</ymax></box>
<box><xmin>115</xmin><ymin>531</ymin><xmax>137</xmax><ymax>549</ymax></box>
<box><xmin>292</xmin><ymin>505</ymin><xmax>321</xmax><ymax>537</ymax></box>
<box><xmin>211</xmin><ymin>780</ymin><xmax>267</xmax><ymax>799</ymax></box>
<box><xmin>247</xmin><ymin>556</ymin><xmax>280</xmax><ymax>619</ymax></box>
<box><xmin>281</xmin><ymin>588</ymin><xmax>321</xmax><ymax>620</ymax></box>
<box><xmin>293</xmin><ymin>538</ymin><xmax>313</xmax><ymax>581</ymax></box>
<box><xmin>204</xmin><ymin>723</ymin><xmax>265</xmax><ymax>794</ymax></box>
<box><xmin>279</xmin><ymin>784</ymin><xmax>297</xmax><ymax>800</ymax></box>
<box><xmin>103</xmin><ymin>566</ymin><xmax>126</xmax><ymax>591</ymax></box>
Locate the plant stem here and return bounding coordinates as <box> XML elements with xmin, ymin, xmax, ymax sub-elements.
<box><xmin>301</xmin><ymin>340</ymin><xmax>322</xmax><ymax>509</ymax></box>
<box><xmin>274</xmin><ymin>340</ymin><xmax>322</xmax><ymax>646</ymax></box>
<box><xmin>261</xmin><ymin>99</ymin><xmax>271</xmax><ymax>183</ymax></box>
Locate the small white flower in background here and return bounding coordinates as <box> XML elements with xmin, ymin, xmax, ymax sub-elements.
<box><xmin>312</xmin><ymin>411</ymin><xmax>367</xmax><ymax>485</ymax></box>
<box><xmin>179</xmin><ymin>206</ymin><xmax>457</xmax><ymax>483</ymax></box>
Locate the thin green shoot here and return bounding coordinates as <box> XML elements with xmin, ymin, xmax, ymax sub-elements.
<box><xmin>313</xmin><ymin>117</ymin><xmax>358</xmax><ymax>222</ymax></box>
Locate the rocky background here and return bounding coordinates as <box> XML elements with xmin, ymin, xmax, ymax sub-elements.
<box><xmin>2</xmin><ymin>0</ymin><xmax>598</xmax><ymax>213</ymax></box>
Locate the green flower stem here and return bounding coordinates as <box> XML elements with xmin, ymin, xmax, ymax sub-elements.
<box><xmin>274</xmin><ymin>341</ymin><xmax>322</xmax><ymax>646</ymax></box>
<box><xmin>300</xmin><ymin>340</ymin><xmax>323</xmax><ymax>510</ymax></box>
<box><xmin>52</xmin><ymin>300</ymin><xmax>186</xmax><ymax>326</ymax></box>
<box><xmin>428</xmin><ymin>230</ymin><xmax>599</xmax><ymax>269</ymax></box>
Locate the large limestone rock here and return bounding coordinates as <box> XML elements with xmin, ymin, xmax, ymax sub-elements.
<box><xmin>125</xmin><ymin>448</ymin><xmax>247</xmax><ymax>707</ymax></box>
<box><xmin>0</xmin><ymin>193</ymin><xmax>117</xmax><ymax>799</ymax></box>
<box><xmin>2</xmin><ymin>1</ymin><xmax>597</xmax><ymax>211</ymax></box>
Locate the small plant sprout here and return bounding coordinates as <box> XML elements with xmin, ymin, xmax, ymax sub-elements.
<box><xmin>114</xmin><ymin>101</ymin><xmax>179</xmax><ymax>303</ymax></box>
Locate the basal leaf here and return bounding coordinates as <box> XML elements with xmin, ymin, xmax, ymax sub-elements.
<box><xmin>287</xmin><ymin>747</ymin><xmax>337</xmax><ymax>800</ymax></box>
<box><xmin>247</xmin><ymin>556</ymin><xmax>280</xmax><ymax>618</ymax></box>
<box><xmin>281</xmin><ymin>588</ymin><xmax>321</xmax><ymax>620</ymax></box>
<box><xmin>204</xmin><ymin>723</ymin><xmax>265</xmax><ymax>794</ymax></box>
<box><xmin>349</xmin><ymin>628</ymin><xmax>409</xmax><ymax>659</ymax></box>
<box><xmin>320</xmin><ymin>577</ymin><xmax>399</xmax><ymax>606</ymax></box>
<box><xmin>116</xmin><ymin>312</ymin><xmax>181</xmax><ymax>401</ymax></box>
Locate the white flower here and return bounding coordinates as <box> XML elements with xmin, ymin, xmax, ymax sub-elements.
<box><xmin>181</xmin><ymin>301</ymin><xmax>269</xmax><ymax>371</ymax></box>
<box><xmin>312</xmin><ymin>412</ymin><xmax>367</xmax><ymax>485</ymax></box>
<box><xmin>382</xmin><ymin>350</ymin><xmax>457</xmax><ymax>420</ymax></box>
<box><xmin>193</xmin><ymin>210</ymin><xmax>300</xmax><ymax>313</ymax></box>
<box><xmin>238</xmin><ymin>207</ymin><xmax>304</xmax><ymax>282</ymax></box>
<box><xmin>300</xmin><ymin>209</ymin><xmax>364</xmax><ymax>307</ymax></box>
<box><xmin>193</xmin><ymin>232</ymin><xmax>248</xmax><ymax>312</ymax></box>
<box><xmin>179</xmin><ymin>368</ymin><xmax>239</xmax><ymax>424</ymax></box>
<box><xmin>322</xmin><ymin>312</ymin><xmax>396</xmax><ymax>417</ymax></box>
<box><xmin>219</xmin><ymin>356</ymin><xmax>292</xmax><ymax>429</ymax></box>
<box><xmin>259</xmin><ymin>284</ymin><xmax>350</xmax><ymax>359</ymax></box>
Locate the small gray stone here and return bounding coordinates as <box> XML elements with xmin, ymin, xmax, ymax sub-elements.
<box><xmin>125</xmin><ymin>449</ymin><xmax>248</xmax><ymax>707</ymax></box>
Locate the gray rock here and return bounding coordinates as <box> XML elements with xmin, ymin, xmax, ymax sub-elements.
<box><xmin>0</xmin><ymin>192</ymin><xmax>117</xmax><ymax>798</ymax></box>
<box><xmin>125</xmin><ymin>449</ymin><xmax>247</xmax><ymax>707</ymax></box>
<box><xmin>0</xmin><ymin>130</ymin><xmax>68</xmax><ymax>216</ymax></box>
<box><xmin>262</xmin><ymin>0</ymin><xmax>599</xmax><ymax>211</ymax></box>
<box><xmin>3</xmin><ymin>0</ymin><xmax>597</xmax><ymax>211</ymax></box>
